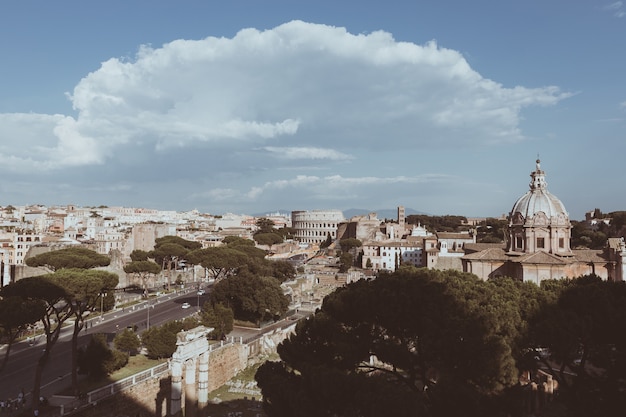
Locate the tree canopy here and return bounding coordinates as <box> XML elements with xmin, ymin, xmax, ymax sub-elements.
<box><xmin>200</xmin><ymin>302</ymin><xmax>234</xmax><ymax>340</ymax></box>
<box><xmin>529</xmin><ymin>276</ymin><xmax>626</xmax><ymax>416</ymax></box>
<box><xmin>1</xmin><ymin>277</ymin><xmax>72</xmax><ymax>408</ymax></box>
<box><xmin>141</xmin><ymin>319</ymin><xmax>198</xmax><ymax>359</ymax></box>
<box><xmin>256</xmin><ymin>217</ymin><xmax>277</xmax><ymax>233</ymax></box>
<box><xmin>123</xmin><ymin>259</ymin><xmax>162</xmax><ymax>290</ymax></box>
<box><xmin>209</xmin><ymin>270</ymin><xmax>289</xmax><ymax>324</ymax></box>
<box><xmin>405</xmin><ymin>214</ymin><xmax>469</xmax><ymax>232</ymax></box>
<box><xmin>25</xmin><ymin>246</ymin><xmax>110</xmax><ymax>271</ymax></box>
<box><xmin>47</xmin><ymin>268</ymin><xmax>119</xmax><ymax>394</ymax></box>
<box><xmin>254</xmin><ymin>218</ymin><xmax>284</xmax><ymax>248</ymax></box>
<box><xmin>78</xmin><ymin>333</ymin><xmax>128</xmax><ymax>380</ymax></box>
<box><xmin>257</xmin><ymin>270</ymin><xmax>626</xmax><ymax>417</ymax></box>
<box><xmin>149</xmin><ymin>235</ymin><xmax>201</xmax><ymax>290</ymax></box>
<box><xmin>186</xmin><ymin>246</ymin><xmax>249</xmax><ymax>281</ymax></box>
<box><xmin>0</xmin><ymin>296</ymin><xmax>46</xmax><ymax>373</ymax></box>
<box><xmin>254</xmin><ymin>232</ymin><xmax>284</xmax><ymax>248</ymax></box>
<box><xmin>476</xmin><ymin>217</ymin><xmax>507</xmax><ymax>243</ymax></box>
<box><xmin>338</xmin><ymin>238</ymin><xmax>362</xmax><ymax>252</ymax></box>
<box><xmin>114</xmin><ymin>328</ymin><xmax>141</xmax><ymax>355</ymax></box>
<box><xmin>129</xmin><ymin>249</ymin><xmax>150</xmax><ymax>262</ymax></box>
<box><xmin>256</xmin><ymin>269</ymin><xmax>538</xmax><ymax>416</ymax></box>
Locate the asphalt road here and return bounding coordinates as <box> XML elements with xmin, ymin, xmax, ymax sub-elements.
<box><xmin>0</xmin><ymin>289</ymin><xmax>209</xmax><ymax>402</ymax></box>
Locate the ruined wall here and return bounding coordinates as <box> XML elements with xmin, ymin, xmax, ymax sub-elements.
<box><xmin>69</xmin><ymin>375</ymin><xmax>171</xmax><ymax>417</ymax></box>
<box><xmin>206</xmin><ymin>343</ymin><xmax>248</xmax><ymax>392</ymax></box>
<box><xmin>65</xmin><ymin>328</ymin><xmax>294</xmax><ymax>417</ymax></box>
<box><xmin>65</xmin><ymin>344</ymin><xmax>247</xmax><ymax>417</ymax></box>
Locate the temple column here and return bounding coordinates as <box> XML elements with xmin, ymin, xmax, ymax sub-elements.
<box><xmin>1</xmin><ymin>250</ymin><xmax>10</xmax><ymax>287</ymax></box>
<box><xmin>184</xmin><ymin>358</ymin><xmax>197</xmax><ymax>417</ymax></box>
<box><xmin>198</xmin><ymin>351</ymin><xmax>209</xmax><ymax>411</ymax></box>
<box><xmin>171</xmin><ymin>360</ymin><xmax>183</xmax><ymax>416</ymax></box>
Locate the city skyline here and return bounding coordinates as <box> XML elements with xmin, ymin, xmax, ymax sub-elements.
<box><xmin>1</xmin><ymin>1</ymin><xmax>624</xmax><ymax>219</ymax></box>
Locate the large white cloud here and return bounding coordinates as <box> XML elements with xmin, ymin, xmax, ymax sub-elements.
<box><xmin>0</xmin><ymin>20</ymin><xmax>572</xmax><ymax>214</ymax></box>
<box><xmin>1</xmin><ymin>20</ymin><xmax>568</xmax><ymax>172</ymax></box>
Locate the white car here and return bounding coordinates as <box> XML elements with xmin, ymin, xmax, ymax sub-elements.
<box><xmin>197</xmin><ymin>289</ymin><xmax>205</xmax><ymax>295</ymax></box>
<box><xmin>181</xmin><ymin>302</ymin><xmax>191</xmax><ymax>309</ymax></box>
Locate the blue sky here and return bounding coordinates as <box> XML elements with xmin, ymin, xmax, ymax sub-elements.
<box><xmin>0</xmin><ymin>1</ymin><xmax>624</xmax><ymax>220</ymax></box>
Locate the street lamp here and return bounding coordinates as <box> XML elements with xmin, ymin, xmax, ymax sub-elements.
<box><xmin>147</xmin><ymin>300</ymin><xmax>155</xmax><ymax>329</ymax></box>
<box><xmin>100</xmin><ymin>292</ymin><xmax>107</xmax><ymax>321</ymax></box>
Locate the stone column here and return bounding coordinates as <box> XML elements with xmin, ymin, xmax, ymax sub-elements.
<box><xmin>1</xmin><ymin>250</ymin><xmax>10</xmax><ymax>287</ymax></box>
<box><xmin>198</xmin><ymin>351</ymin><xmax>209</xmax><ymax>410</ymax></box>
<box><xmin>185</xmin><ymin>358</ymin><xmax>197</xmax><ymax>417</ymax></box>
<box><xmin>546</xmin><ymin>374</ymin><xmax>554</xmax><ymax>397</ymax></box>
<box><xmin>171</xmin><ymin>360</ymin><xmax>183</xmax><ymax>416</ymax></box>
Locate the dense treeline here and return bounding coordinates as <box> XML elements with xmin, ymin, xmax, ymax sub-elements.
<box><xmin>405</xmin><ymin>214</ymin><xmax>469</xmax><ymax>232</ymax></box>
<box><xmin>256</xmin><ymin>268</ymin><xmax>626</xmax><ymax>417</ymax></box>
<box><xmin>476</xmin><ymin>217</ymin><xmax>508</xmax><ymax>243</ymax></box>
<box><xmin>571</xmin><ymin>210</ymin><xmax>626</xmax><ymax>249</ymax></box>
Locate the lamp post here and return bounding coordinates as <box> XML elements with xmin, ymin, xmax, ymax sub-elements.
<box><xmin>100</xmin><ymin>292</ymin><xmax>107</xmax><ymax>321</ymax></box>
<box><xmin>29</xmin><ymin>324</ymin><xmax>35</xmax><ymax>346</ymax></box>
<box><xmin>147</xmin><ymin>300</ymin><xmax>155</xmax><ymax>329</ymax></box>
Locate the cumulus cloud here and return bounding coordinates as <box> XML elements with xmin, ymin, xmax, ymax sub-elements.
<box><xmin>263</xmin><ymin>146</ymin><xmax>353</xmax><ymax>160</ymax></box>
<box><xmin>190</xmin><ymin>173</ymin><xmax>456</xmax><ymax>205</ymax></box>
<box><xmin>0</xmin><ymin>20</ymin><xmax>572</xmax><ymax>213</ymax></box>
<box><xmin>1</xmin><ymin>20</ymin><xmax>567</xmax><ymax>173</ymax></box>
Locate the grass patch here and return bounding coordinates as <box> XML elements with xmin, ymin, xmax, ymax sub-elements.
<box><xmin>110</xmin><ymin>354</ymin><xmax>166</xmax><ymax>380</ymax></box>
<box><xmin>209</xmin><ymin>354</ymin><xmax>279</xmax><ymax>403</ymax></box>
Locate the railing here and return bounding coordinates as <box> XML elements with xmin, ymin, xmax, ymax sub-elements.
<box><xmin>59</xmin><ymin>361</ymin><xmax>170</xmax><ymax>415</ymax></box>
<box><xmin>59</xmin><ymin>339</ymin><xmax>242</xmax><ymax>416</ymax></box>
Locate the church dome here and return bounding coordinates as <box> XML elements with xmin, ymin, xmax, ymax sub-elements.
<box><xmin>509</xmin><ymin>159</ymin><xmax>569</xmax><ymax>224</ymax></box>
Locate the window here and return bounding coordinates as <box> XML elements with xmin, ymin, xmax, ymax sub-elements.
<box><xmin>537</xmin><ymin>237</ymin><xmax>545</xmax><ymax>249</ymax></box>
<box><xmin>516</xmin><ymin>237</ymin><xmax>523</xmax><ymax>249</ymax></box>
<box><xmin>559</xmin><ymin>238</ymin><xmax>564</xmax><ymax>249</ymax></box>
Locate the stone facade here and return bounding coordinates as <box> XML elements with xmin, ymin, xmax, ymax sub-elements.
<box><xmin>291</xmin><ymin>209</ymin><xmax>344</xmax><ymax>244</ymax></box>
<box><xmin>462</xmin><ymin>160</ymin><xmax>626</xmax><ymax>283</ymax></box>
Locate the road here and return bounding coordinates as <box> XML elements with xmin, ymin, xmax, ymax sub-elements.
<box><xmin>0</xmin><ymin>288</ymin><xmax>209</xmax><ymax>401</ymax></box>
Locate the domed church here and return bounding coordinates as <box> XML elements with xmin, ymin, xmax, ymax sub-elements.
<box><xmin>462</xmin><ymin>160</ymin><xmax>626</xmax><ymax>283</ymax></box>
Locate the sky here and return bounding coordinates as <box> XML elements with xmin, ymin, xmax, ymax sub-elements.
<box><xmin>0</xmin><ymin>1</ymin><xmax>624</xmax><ymax>220</ymax></box>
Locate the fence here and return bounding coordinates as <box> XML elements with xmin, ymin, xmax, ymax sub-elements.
<box><xmin>58</xmin><ymin>338</ymin><xmax>240</xmax><ymax>416</ymax></box>
<box><xmin>59</xmin><ymin>361</ymin><xmax>171</xmax><ymax>415</ymax></box>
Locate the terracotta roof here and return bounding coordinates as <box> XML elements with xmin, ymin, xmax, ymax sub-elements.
<box><xmin>464</xmin><ymin>243</ymin><xmax>505</xmax><ymax>254</ymax></box>
<box><xmin>463</xmin><ymin>247</ymin><xmax>610</xmax><ymax>266</ymax></box>
<box><xmin>513</xmin><ymin>251</ymin><xmax>569</xmax><ymax>265</ymax></box>
<box><xmin>462</xmin><ymin>247</ymin><xmax>509</xmax><ymax>261</ymax></box>
<box><xmin>571</xmin><ymin>249</ymin><xmax>607</xmax><ymax>263</ymax></box>
<box><xmin>433</xmin><ymin>257</ymin><xmax>463</xmax><ymax>271</ymax></box>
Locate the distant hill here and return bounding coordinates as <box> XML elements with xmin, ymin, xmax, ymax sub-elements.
<box><xmin>343</xmin><ymin>208</ymin><xmax>427</xmax><ymax>220</ymax></box>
